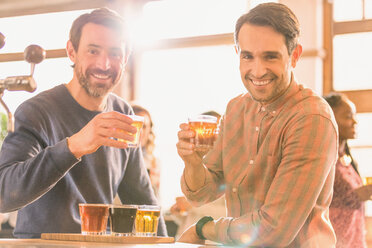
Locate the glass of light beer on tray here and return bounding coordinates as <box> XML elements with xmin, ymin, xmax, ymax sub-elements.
<box><xmin>135</xmin><ymin>205</ymin><xmax>160</xmax><ymax>237</ymax></box>
<box><xmin>188</xmin><ymin>115</ymin><xmax>218</xmax><ymax>151</ymax></box>
<box><xmin>79</xmin><ymin>203</ymin><xmax>109</xmax><ymax>235</ymax></box>
<box><xmin>118</xmin><ymin>115</ymin><xmax>144</xmax><ymax>148</ymax></box>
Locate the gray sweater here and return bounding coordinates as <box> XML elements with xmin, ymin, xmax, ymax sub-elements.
<box><xmin>0</xmin><ymin>84</ymin><xmax>167</xmax><ymax>238</ymax></box>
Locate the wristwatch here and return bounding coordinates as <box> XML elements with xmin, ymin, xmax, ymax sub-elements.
<box><xmin>195</xmin><ymin>216</ymin><xmax>214</xmax><ymax>240</ymax></box>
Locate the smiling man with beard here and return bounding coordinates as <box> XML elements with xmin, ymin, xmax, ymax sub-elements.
<box><xmin>176</xmin><ymin>3</ymin><xmax>338</xmax><ymax>247</ymax></box>
<box><xmin>0</xmin><ymin>8</ymin><xmax>167</xmax><ymax>238</ymax></box>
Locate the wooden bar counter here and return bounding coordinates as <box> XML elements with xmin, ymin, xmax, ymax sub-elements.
<box><xmin>0</xmin><ymin>238</ymin><xmax>224</xmax><ymax>247</ymax></box>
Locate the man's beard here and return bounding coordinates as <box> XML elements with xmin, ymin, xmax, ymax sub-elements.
<box><xmin>75</xmin><ymin>65</ymin><xmax>119</xmax><ymax>98</ymax></box>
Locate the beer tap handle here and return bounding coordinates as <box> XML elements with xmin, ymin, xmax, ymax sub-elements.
<box><xmin>0</xmin><ymin>92</ymin><xmax>14</xmax><ymax>133</ymax></box>
<box><xmin>0</xmin><ymin>39</ymin><xmax>45</xmax><ymax>132</ymax></box>
<box><xmin>24</xmin><ymin>44</ymin><xmax>46</xmax><ymax>76</ymax></box>
<box><xmin>30</xmin><ymin>63</ymin><xmax>35</xmax><ymax>76</ymax></box>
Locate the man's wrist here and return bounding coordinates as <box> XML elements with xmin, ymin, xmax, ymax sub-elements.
<box><xmin>66</xmin><ymin>136</ymin><xmax>83</xmax><ymax>159</ymax></box>
<box><xmin>195</xmin><ymin>216</ymin><xmax>214</xmax><ymax>240</ymax></box>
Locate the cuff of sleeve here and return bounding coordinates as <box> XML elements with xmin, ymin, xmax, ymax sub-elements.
<box><xmin>180</xmin><ymin>168</ymin><xmax>214</xmax><ymax>203</ymax></box>
<box><xmin>51</xmin><ymin>138</ymin><xmax>81</xmax><ymax>174</ymax></box>
<box><xmin>214</xmin><ymin>217</ymin><xmax>235</xmax><ymax>244</ymax></box>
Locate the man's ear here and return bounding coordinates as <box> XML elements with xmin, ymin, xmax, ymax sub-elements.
<box><xmin>291</xmin><ymin>44</ymin><xmax>302</xmax><ymax>68</ymax></box>
<box><xmin>66</xmin><ymin>40</ymin><xmax>76</xmax><ymax>63</ymax></box>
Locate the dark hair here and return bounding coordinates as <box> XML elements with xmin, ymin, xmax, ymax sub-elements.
<box><xmin>323</xmin><ymin>92</ymin><xmax>359</xmax><ymax>174</ymax></box>
<box><xmin>323</xmin><ymin>92</ymin><xmax>349</xmax><ymax>109</ymax></box>
<box><xmin>69</xmin><ymin>8</ymin><xmax>131</xmax><ymax>55</ymax></box>
<box><xmin>234</xmin><ymin>2</ymin><xmax>300</xmax><ymax>55</ymax></box>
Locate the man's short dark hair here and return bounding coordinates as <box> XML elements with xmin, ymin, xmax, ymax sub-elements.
<box><xmin>234</xmin><ymin>2</ymin><xmax>300</xmax><ymax>55</ymax></box>
<box><xmin>69</xmin><ymin>8</ymin><xmax>131</xmax><ymax>55</ymax></box>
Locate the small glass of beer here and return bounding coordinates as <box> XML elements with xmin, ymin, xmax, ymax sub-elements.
<box><xmin>188</xmin><ymin>115</ymin><xmax>218</xmax><ymax>151</ymax></box>
<box><xmin>135</xmin><ymin>205</ymin><xmax>161</xmax><ymax>237</ymax></box>
<box><xmin>79</xmin><ymin>203</ymin><xmax>109</xmax><ymax>235</ymax></box>
<box><xmin>109</xmin><ymin>204</ymin><xmax>138</xmax><ymax>236</ymax></box>
<box><xmin>363</xmin><ymin>176</ymin><xmax>372</xmax><ymax>185</ymax></box>
<box><xmin>118</xmin><ymin>115</ymin><xmax>144</xmax><ymax>148</ymax></box>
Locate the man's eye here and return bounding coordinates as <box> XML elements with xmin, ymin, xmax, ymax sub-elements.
<box><xmin>242</xmin><ymin>54</ymin><xmax>253</xmax><ymax>60</ymax></box>
<box><xmin>110</xmin><ymin>51</ymin><xmax>123</xmax><ymax>59</ymax></box>
<box><xmin>88</xmin><ymin>49</ymin><xmax>99</xmax><ymax>55</ymax></box>
<box><xmin>265</xmin><ymin>55</ymin><xmax>277</xmax><ymax>60</ymax></box>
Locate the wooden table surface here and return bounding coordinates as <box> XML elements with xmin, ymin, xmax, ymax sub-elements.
<box><xmin>0</xmin><ymin>238</ymin><xmax>226</xmax><ymax>248</ymax></box>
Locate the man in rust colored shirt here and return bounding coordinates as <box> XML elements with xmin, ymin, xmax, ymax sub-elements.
<box><xmin>176</xmin><ymin>3</ymin><xmax>338</xmax><ymax>247</ymax></box>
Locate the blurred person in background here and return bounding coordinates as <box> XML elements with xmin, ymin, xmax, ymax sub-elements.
<box><xmin>0</xmin><ymin>8</ymin><xmax>166</xmax><ymax>238</ymax></box>
<box><xmin>324</xmin><ymin>92</ymin><xmax>372</xmax><ymax>248</ymax></box>
<box><xmin>132</xmin><ymin>104</ymin><xmax>160</xmax><ymax>198</ymax></box>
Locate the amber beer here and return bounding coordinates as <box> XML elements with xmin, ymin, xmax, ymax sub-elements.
<box><xmin>118</xmin><ymin>115</ymin><xmax>144</xmax><ymax>148</ymax></box>
<box><xmin>363</xmin><ymin>177</ymin><xmax>372</xmax><ymax>185</ymax></box>
<box><xmin>135</xmin><ymin>205</ymin><xmax>160</xmax><ymax>237</ymax></box>
<box><xmin>79</xmin><ymin>203</ymin><xmax>109</xmax><ymax>235</ymax></box>
<box><xmin>188</xmin><ymin>115</ymin><xmax>218</xmax><ymax>151</ymax></box>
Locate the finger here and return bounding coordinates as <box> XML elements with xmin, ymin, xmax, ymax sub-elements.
<box><xmin>101</xmin><ymin>136</ymin><xmax>130</xmax><ymax>149</ymax></box>
<box><xmin>97</xmin><ymin>117</ymin><xmax>137</xmax><ymax>134</ymax></box>
<box><xmin>180</xmin><ymin>123</ymin><xmax>190</xmax><ymax>130</ymax></box>
<box><xmin>92</xmin><ymin>123</ymin><xmax>132</xmax><ymax>141</ymax></box>
<box><xmin>177</xmin><ymin>140</ymin><xmax>194</xmax><ymax>151</ymax></box>
<box><xmin>178</xmin><ymin>130</ymin><xmax>195</xmax><ymax>140</ymax></box>
<box><xmin>91</xmin><ymin>123</ymin><xmax>133</xmax><ymax>142</ymax></box>
<box><xmin>177</xmin><ymin>148</ymin><xmax>195</xmax><ymax>157</ymax></box>
<box><xmin>114</xmin><ymin>129</ymin><xmax>136</xmax><ymax>142</ymax></box>
<box><xmin>99</xmin><ymin>111</ymin><xmax>134</xmax><ymax>124</ymax></box>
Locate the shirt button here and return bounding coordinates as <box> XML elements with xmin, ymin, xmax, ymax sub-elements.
<box><xmin>232</xmin><ymin>187</ymin><xmax>237</xmax><ymax>193</ymax></box>
<box><xmin>272</xmin><ymin>111</ymin><xmax>276</xmax><ymax>114</ymax></box>
<box><xmin>261</xmin><ymin>107</ymin><xmax>266</xmax><ymax>111</ymax></box>
<box><xmin>249</xmin><ymin>160</ymin><xmax>254</xmax><ymax>165</ymax></box>
<box><xmin>255</xmin><ymin>126</ymin><xmax>259</xmax><ymax>131</ymax></box>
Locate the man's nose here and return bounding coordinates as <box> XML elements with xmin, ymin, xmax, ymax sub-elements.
<box><xmin>96</xmin><ymin>53</ymin><xmax>111</xmax><ymax>70</ymax></box>
<box><xmin>250</xmin><ymin>59</ymin><xmax>267</xmax><ymax>78</ymax></box>
<box><xmin>352</xmin><ymin>116</ymin><xmax>357</xmax><ymax>125</ymax></box>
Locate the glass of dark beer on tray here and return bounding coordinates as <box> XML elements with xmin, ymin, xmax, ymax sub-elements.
<box><xmin>188</xmin><ymin>115</ymin><xmax>218</xmax><ymax>151</ymax></box>
<box><xmin>79</xmin><ymin>203</ymin><xmax>109</xmax><ymax>235</ymax></box>
<box><xmin>109</xmin><ymin>204</ymin><xmax>138</xmax><ymax>236</ymax></box>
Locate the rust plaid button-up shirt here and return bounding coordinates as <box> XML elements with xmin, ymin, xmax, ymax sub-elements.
<box><xmin>181</xmin><ymin>81</ymin><xmax>338</xmax><ymax>247</ymax></box>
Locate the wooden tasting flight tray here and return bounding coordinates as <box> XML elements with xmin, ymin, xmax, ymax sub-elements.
<box><xmin>41</xmin><ymin>233</ymin><xmax>175</xmax><ymax>244</ymax></box>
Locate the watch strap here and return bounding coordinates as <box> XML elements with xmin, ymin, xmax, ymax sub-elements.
<box><xmin>195</xmin><ymin>216</ymin><xmax>214</xmax><ymax>240</ymax></box>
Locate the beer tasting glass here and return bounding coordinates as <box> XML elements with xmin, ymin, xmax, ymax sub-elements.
<box><xmin>363</xmin><ymin>176</ymin><xmax>372</xmax><ymax>185</ymax></box>
<box><xmin>188</xmin><ymin>115</ymin><xmax>218</xmax><ymax>151</ymax></box>
<box><xmin>135</xmin><ymin>205</ymin><xmax>160</xmax><ymax>237</ymax></box>
<box><xmin>118</xmin><ymin>115</ymin><xmax>144</xmax><ymax>148</ymax></box>
<box><xmin>109</xmin><ymin>205</ymin><xmax>138</xmax><ymax>236</ymax></box>
<box><xmin>79</xmin><ymin>203</ymin><xmax>109</xmax><ymax>235</ymax></box>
